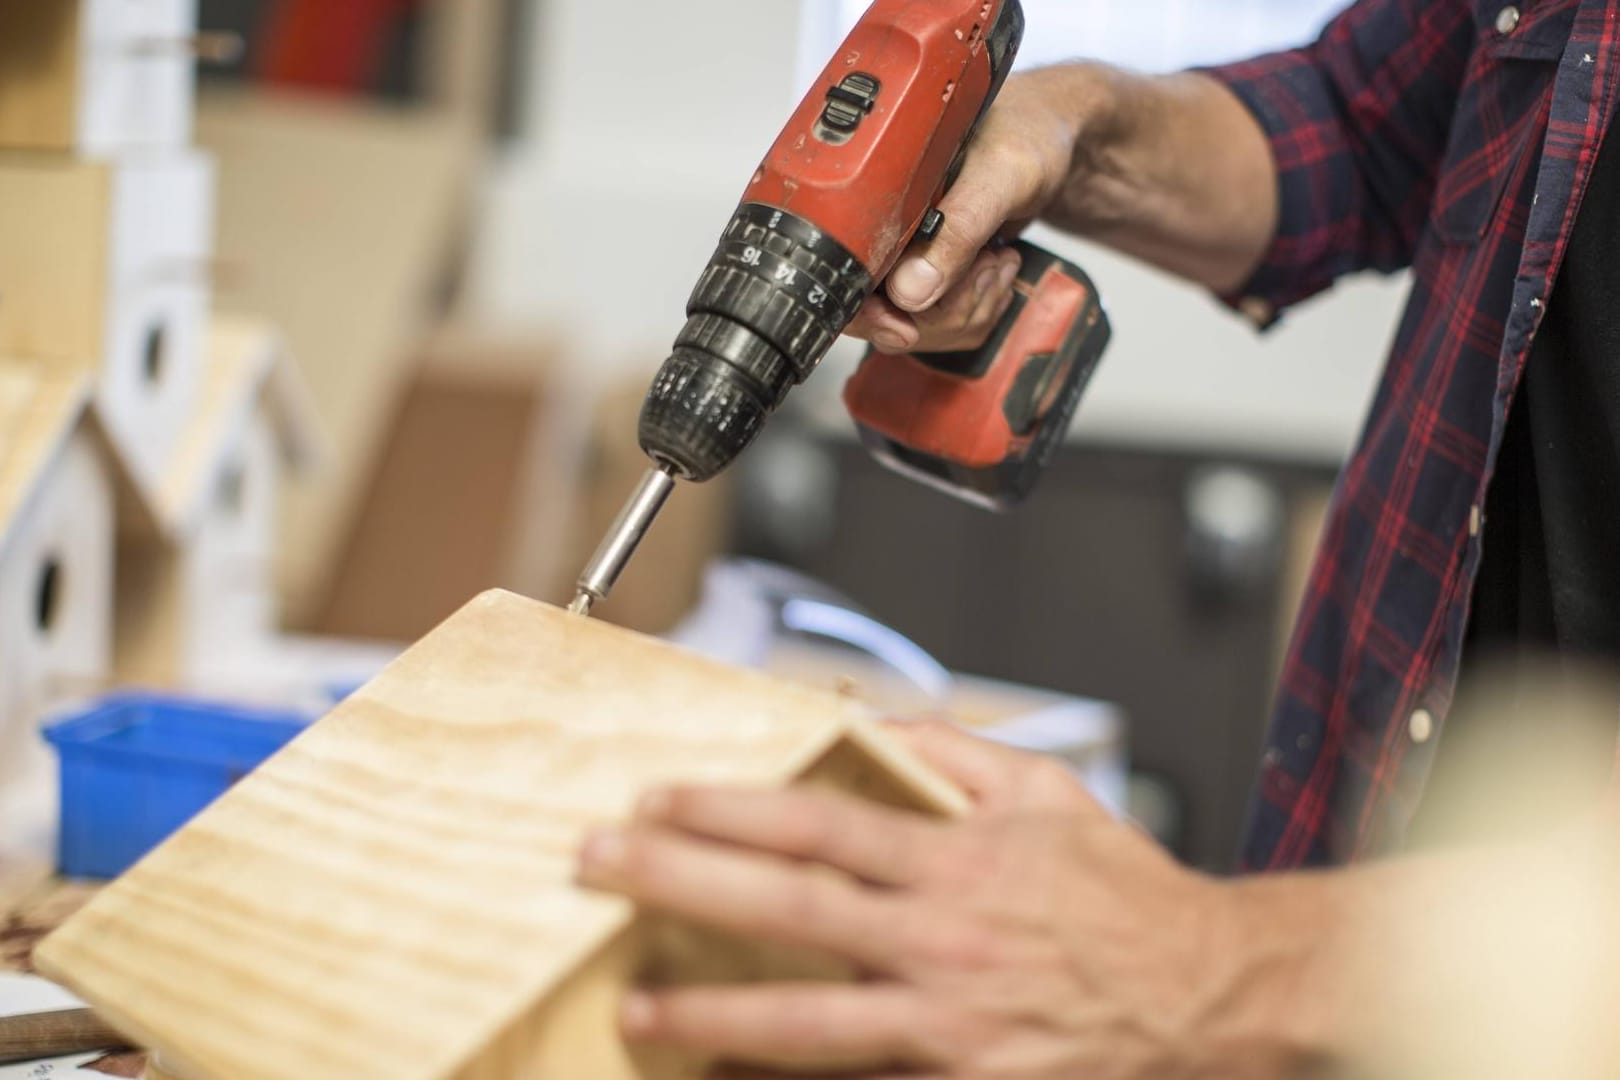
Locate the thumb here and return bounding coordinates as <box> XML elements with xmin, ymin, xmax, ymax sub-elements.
<box><xmin>885</xmin><ymin>179</ymin><xmax>1014</xmax><ymax>313</ymax></box>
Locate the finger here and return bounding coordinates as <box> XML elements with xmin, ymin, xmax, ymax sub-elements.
<box><xmin>880</xmin><ymin>718</ymin><xmax>1025</xmax><ymax>803</ymax></box>
<box><xmin>885</xmin><ymin>182</ymin><xmax>1023</xmax><ymax>314</ymax></box>
<box><xmin>711</xmin><ymin>1067</ymin><xmax>937</xmax><ymax>1080</ymax></box>
<box><xmin>958</xmin><ymin>252</ymin><xmax>1021</xmax><ymax>338</ymax></box>
<box><xmin>885</xmin><ymin>718</ymin><xmax>1106</xmax><ymax>816</ymax></box>
<box><xmin>635</xmin><ymin>785</ymin><xmax>946</xmax><ymax>887</ymax></box>
<box><xmin>846</xmin><ymin>294</ymin><xmax>920</xmax><ymax>354</ymax></box>
<box><xmin>577</xmin><ymin>826</ymin><xmax>905</xmax><ymax>970</ymax></box>
<box><xmin>622</xmin><ymin>983</ymin><xmax>940</xmax><ymax>1070</ymax></box>
<box><xmin>928</xmin><ymin>247</ymin><xmax>1007</xmax><ymax>328</ymax></box>
<box><xmin>902</xmin><ymin>247</ymin><xmax>1008</xmax><ymax>352</ymax></box>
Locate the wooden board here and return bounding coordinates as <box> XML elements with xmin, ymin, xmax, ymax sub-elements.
<box><xmin>38</xmin><ymin>591</ymin><xmax>964</xmax><ymax>1080</ymax></box>
<box><xmin>0</xmin><ymin>160</ymin><xmax>110</xmax><ymax>366</ymax></box>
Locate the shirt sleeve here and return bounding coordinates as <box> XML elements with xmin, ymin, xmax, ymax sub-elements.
<box><xmin>1200</xmin><ymin>0</ymin><xmax>1477</xmax><ymax>327</ymax></box>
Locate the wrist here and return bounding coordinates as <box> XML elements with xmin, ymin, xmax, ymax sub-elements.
<box><xmin>1186</xmin><ymin>873</ymin><xmax>1351</xmax><ymax>1079</ymax></box>
<box><xmin>1019</xmin><ymin>63</ymin><xmax>1132</xmax><ymax>224</ymax></box>
<box><xmin>1037</xmin><ymin>62</ymin><xmax>1278</xmax><ymax>290</ymax></box>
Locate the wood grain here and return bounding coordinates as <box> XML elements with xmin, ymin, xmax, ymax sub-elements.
<box><xmin>39</xmin><ymin>591</ymin><xmax>964</xmax><ymax>1080</ymax></box>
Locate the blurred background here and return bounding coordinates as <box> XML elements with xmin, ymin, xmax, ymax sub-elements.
<box><xmin>187</xmin><ymin>0</ymin><xmax>1394</xmax><ymax>871</ymax></box>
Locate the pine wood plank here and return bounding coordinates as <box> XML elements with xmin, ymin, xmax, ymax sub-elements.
<box><xmin>38</xmin><ymin>591</ymin><xmax>964</xmax><ymax>1080</ymax></box>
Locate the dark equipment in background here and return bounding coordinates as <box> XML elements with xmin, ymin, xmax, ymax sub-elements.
<box><xmin>738</xmin><ymin>430</ymin><xmax>1332</xmax><ymax>871</ymax></box>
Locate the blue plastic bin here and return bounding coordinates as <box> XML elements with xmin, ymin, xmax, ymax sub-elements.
<box><xmin>44</xmin><ymin>694</ymin><xmax>311</xmax><ymax>880</ymax></box>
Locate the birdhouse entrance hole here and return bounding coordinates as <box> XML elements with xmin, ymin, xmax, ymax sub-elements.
<box><xmin>142</xmin><ymin>323</ymin><xmax>167</xmax><ymax>387</ymax></box>
<box><xmin>35</xmin><ymin>555</ymin><xmax>63</xmax><ymax>637</ymax></box>
<box><xmin>216</xmin><ymin>461</ymin><xmax>245</xmax><ymax>518</ymax></box>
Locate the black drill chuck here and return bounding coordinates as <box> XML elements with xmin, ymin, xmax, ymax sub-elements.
<box><xmin>638</xmin><ymin>203</ymin><xmax>873</xmax><ymax>482</ymax></box>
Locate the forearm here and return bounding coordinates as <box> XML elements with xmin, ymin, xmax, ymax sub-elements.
<box><xmin>1029</xmin><ymin>63</ymin><xmax>1278</xmax><ymax>294</ymax></box>
<box><xmin>1212</xmin><ymin>811</ymin><xmax>1620</xmax><ymax>1078</ymax></box>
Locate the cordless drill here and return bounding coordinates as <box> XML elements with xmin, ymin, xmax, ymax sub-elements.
<box><xmin>569</xmin><ymin>0</ymin><xmax>1110</xmax><ymax>615</ymax></box>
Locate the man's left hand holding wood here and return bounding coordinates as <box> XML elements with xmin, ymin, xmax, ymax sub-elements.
<box><xmin>577</xmin><ymin>721</ymin><xmax>1343</xmax><ymax>1079</ymax></box>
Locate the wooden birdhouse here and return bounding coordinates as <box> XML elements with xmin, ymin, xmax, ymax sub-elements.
<box><xmin>114</xmin><ymin>313</ymin><xmax>320</xmax><ymax>690</ymax></box>
<box><xmin>38</xmin><ymin>590</ymin><xmax>964</xmax><ymax>1080</ymax></box>
<box><xmin>0</xmin><ymin>151</ymin><xmax>214</xmax><ymax>499</ymax></box>
<box><xmin>0</xmin><ymin>369</ymin><xmax>137</xmax><ymax>857</ymax></box>
<box><xmin>0</xmin><ymin>0</ymin><xmax>199</xmax><ymax>154</ymax></box>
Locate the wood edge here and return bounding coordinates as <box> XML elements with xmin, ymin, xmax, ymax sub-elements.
<box><xmin>159</xmin><ymin>321</ymin><xmax>273</xmax><ymax>532</ymax></box>
<box><xmin>0</xmin><ymin>368</ymin><xmax>94</xmax><ymax>548</ymax></box>
<box><xmin>81</xmin><ymin>405</ymin><xmax>164</xmax><ymax>542</ymax></box>
<box><xmin>839</xmin><ymin>719</ymin><xmax>972</xmax><ymax>819</ymax></box>
<box><xmin>441</xmin><ymin>920</ymin><xmax>640</xmax><ymax>1080</ymax></box>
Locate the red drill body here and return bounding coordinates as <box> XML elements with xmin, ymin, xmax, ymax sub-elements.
<box><xmin>748</xmin><ymin>0</ymin><xmax>1005</xmax><ymax>278</ymax></box>
<box><xmin>574</xmin><ymin>0</ymin><xmax>1110</xmax><ymax>612</ymax></box>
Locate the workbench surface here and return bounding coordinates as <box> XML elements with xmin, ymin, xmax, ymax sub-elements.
<box><xmin>0</xmin><ymin>874</ymin><xmax>144</xmax><ymax>1077</ymax></box>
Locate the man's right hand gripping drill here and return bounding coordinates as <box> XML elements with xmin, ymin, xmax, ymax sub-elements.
<box><xmin>844</xmin><ymin>63</ymin><xmax>1283</xmax><ymax>355</ymax></box>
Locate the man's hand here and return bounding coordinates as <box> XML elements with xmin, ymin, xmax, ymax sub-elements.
<box><xmin>844</xmin><ymin>63</ymin><xmax>1278</xmax><ymax>356</ymax></box>
<box><xmin>576</xmin><ymin>721</ymin><xmax>1307</xmax><ymax>1079</ymax></box>
<box><xmin>846</xmin><ymin>69</ymin><xmax>1096</xmax><ymax>356</ymax></box>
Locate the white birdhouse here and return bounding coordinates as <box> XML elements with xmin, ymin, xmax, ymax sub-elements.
<box><xmin>114</xmin><ymin>314</ymin><xmax>320</xmax><ymax>691</ymax></box>
<box><xmin>0</xmin><ymin>369</ymin><xmax>133</xmax><ymax>857</ymax></box>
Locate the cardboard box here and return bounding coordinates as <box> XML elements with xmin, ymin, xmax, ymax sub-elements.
<box><xmin>314</xmin><ymin>340</ymin><xmax>732</xmax><ymax>641</ymax></box>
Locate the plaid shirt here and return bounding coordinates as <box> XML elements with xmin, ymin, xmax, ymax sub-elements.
<box><xmin>1205</xmin><ymin>0</ymin><xmax>1619</xmax><ymax>869</ymax></box>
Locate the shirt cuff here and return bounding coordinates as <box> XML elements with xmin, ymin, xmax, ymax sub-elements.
<box><xmin>1198</xmin><ymin>51</ymin><xmax>1337</xmax><ymax>331</ymax></box>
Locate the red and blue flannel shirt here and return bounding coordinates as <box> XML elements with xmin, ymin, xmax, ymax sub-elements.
<box><xmin>1204</xmin><ymin>0</ymin><xmax>1619</xmax><ymax>869</ymax></box>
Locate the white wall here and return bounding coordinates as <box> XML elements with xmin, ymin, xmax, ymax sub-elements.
<box><xmin>467</xmin><ymin>0</ymin><xmax>806</xmax><ymax>377</ymax></box>
<box><xmin>467</xmin><ymin>0</ymin><xmax>1405</xmax><ymax>466</ymax></box>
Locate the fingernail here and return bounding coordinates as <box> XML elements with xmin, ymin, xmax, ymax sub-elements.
<box><xmin>872</xmin><ymin>330</ymin><xmax>907</xmax><ymax>352</ymax></box>
<box><xmin>998</xmin><ymin>260</ymin><xmax>1019</xmax><ymax>291</ymax></box>
<box><xmin>580</xmin><ymin>827</ymin><xmax>626</xmax><ymax>871</ymax></box>
<box><xmin>974</xmin><ymin>266</ymin><xmax>999</xmax><ymax>301</ymax></box>
<box><xmin>890</xmin><ymin>259</ymin><xmax>943</xmax><ymax>309</ymax></box>
<box><xmin>637</xmin><ymin>788</ymin><xmax>673</xmax><ymax>819</ymax></box>
<box><xmin>621</xmin><ymin>991</ymin><xmax>656</xmax><ymax>1037</ymax></box>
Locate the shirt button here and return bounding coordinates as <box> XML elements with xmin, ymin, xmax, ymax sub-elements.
<box><xmin>1409</xmin><ymin>708</ymin><xmax>1435</xmax><ymax>744</ymax></box>
<box><xmin>1495</xmin><ymin>5</ymin><xmax>1521</xmax><ymax>33</ymax></box>
<box><xmin>1469</xmin><ymin>503</ymin><xmax>1482</xmax><ymax>537</ymax></box>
